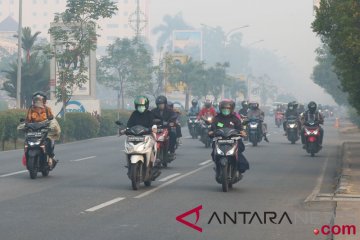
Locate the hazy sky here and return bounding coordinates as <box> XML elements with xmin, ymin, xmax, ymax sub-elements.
<box><xmin>147</xmin><ymin>0</ymin><xmax>336</xmax><ymax>104</ymax></box>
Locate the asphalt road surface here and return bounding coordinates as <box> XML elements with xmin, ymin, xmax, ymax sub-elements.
<box><xmin>0</xmin><ymin>119</ymin><xmax>342</xmax><ymax>240</ymax></box>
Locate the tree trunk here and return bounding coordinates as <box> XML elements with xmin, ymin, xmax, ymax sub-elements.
<box><xmin>120</xmin><ymin>80</ymin><xmax>125</xmax><ymax>110</ymax></box>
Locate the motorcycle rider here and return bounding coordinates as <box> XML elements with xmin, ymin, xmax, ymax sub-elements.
<box><xmin>125</xmin><ymin>96</ymin><xmax>161</xmax><ymax>179</ymax></box>
<box><xmin>151</xmin><ymin>95</ymin><xmax>177</xmax><ymax>158</ymax></box>
<box><xmin>238</xmin><ymin>100</ymin><xmax>249</xmax><ymax>117</ymax></box>
<box><xmin>188</xmin><ymin>99</ymin><xmax>200</xmax><ymax>116</ymax></box>
<box><xmin>300</xmin><ymin>101</ymin><xmax>324</xmax><ymax>148</ymax></box>
<box><xmin>25</xmin><ymin>91</ymin><xmax>58</xmax><ymax>169</ymax></box>
<box><xmin>283</xmin><ymin>101</ymin><xmax>300</xmax><ymax>136</ymax></box>
<box><xmin>197</xmin><ymin>99</ymin><xmax>217</xmax><ymax>120</ymax></box>
<box><xmin>167</xmin><ymin>101</ymin><xmax>182</xmax><ymax>145</ymax></box>
<box><xmin>208</xmin><ymin>99</ymin><xmax>249</xmax><ymax>176</ymax></box>
<box><xmin>247</xmin><ymin>102</ymin><xmax>269</xmax><ymax>142</ymax></box>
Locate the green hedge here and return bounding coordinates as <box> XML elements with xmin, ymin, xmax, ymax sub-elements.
<box><xmin>0</xmin><ymin>109</ymin><xmax>132</xmax><ymax>150</ymax></box>
<box><xmin>0</xmin><ymin>109</ymin><xmax>27</xmax><ymax>150</ymax></box>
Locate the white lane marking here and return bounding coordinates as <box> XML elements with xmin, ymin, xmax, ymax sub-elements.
<box><xmin>158</xmin><ymin>173</ymin><xmax>181</xmax><ymax>182</ymax></box>
<box><xmin>199</xmin><ymin>159</ymin><xmax>212</xmax><ymax>166</ymax></box>
<box><xmin>304</xmin><ymin>156</ymin><xmax>330</xmax><ymax>202</ymax></box>
<box><xmin>0</xmin><ymin>170</ymin><xmax>27</xmax><ymax>178</ymax></box>
<box><xmin>85</xmin><ymin>197</ymin><xmax>126</xmax><ymax>212</ymax></box>
<box><xmin>134</xmin><ymin>163</ymin><xmax>212</xmax><ymax>199</ymax></box>
<box><xmin>70</xmin><ymin>156</ymin><xmax>96</xmax><ymax>162</ymax></box>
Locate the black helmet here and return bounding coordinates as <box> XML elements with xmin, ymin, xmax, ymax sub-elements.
<box><xmin>308</xmin><ymin>101</ymin><xmax>317</xmax><ymax>113</ymax></box>
<box><xmin>134</xmin><ymin>95</ymin><xmax>149</xmax><ymax>112</ymax></box>
<box><xmin>191</xmin><ymin>99</ymin><xmax>198</xmax><ymax>107</ymax></box>
<box><xmin>155</xmin><ymin>95</ymin><xmax>167</xmax><ymax>105</ymax></box>
<box><xmin>32</xmin><ymin>91</ymin><xmax>47</xmax><ymax>103</ymax></box>
<box><xmin>249</xmin><ymin>102</ymin><xmax>259</xmax><ymax>110</ymax></box>
<box><xmin>241</xmin><ymin>100</ymin><xmax>248</xmax><ymax>109</ymax></box>
<box><xmin>219</xmin><ymin>99</ymin><xmax>235</xmax><ymax>116</ymax></box>
<box><xmin>204</xmin><ymin>99</ymin><xmax>212</xmax><ymax>108</ymax></box>
<box><xmin>288</xmin><ymin>102</ymin><xmax>294</xmax><ymax>110</ymax></box>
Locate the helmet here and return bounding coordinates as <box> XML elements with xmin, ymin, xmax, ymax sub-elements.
<box><xmin>308</xmin><ymin>101</ymin><xmax>317</xmax><ymax>113</ymax></box>
<box><xmin>219</xmin><ymin>99</ymin><xmax>235</xmax><ymax>116</ymax></box>
<box><xmin>204</xmin><ymin>99</ymin><xmax>212</xmax><ymax>108</ymax></box>
<box><xmin>32</xmin><ymin>91</ymin><xmax>47</xmax><ymax>103</ymax></box>
<box><xmin>249</xmin><ymin>102</ymin><xmax>259</xmax><ymax>110</ymax></box>
<box><xmin>241</xmin><ymin>100</ymin><xmax>249</xmax><ymax>109</ymax></box>
<box><xmin>191</xmin><ymin>99</ymin><xmax>198</xmax><ymax>107</ymax></box>
<box><xmin>134</xmin><ymin>95</ymin><xmax>149</xmax><ymax>113</ymax></box>
<box><xmin>155</xmin><ymin>95</ymin><xmax>167</xmax><ymax>106</ymax></box>
<box><xmin>288</xmin><ymin>102</ymin><xmax>294</xmax><ymax>110</ymax></box>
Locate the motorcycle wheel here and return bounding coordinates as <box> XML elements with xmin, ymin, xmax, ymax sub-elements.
<box><xmin>27</xmin><ymin>156</ymin><xmax>38</xmax><ymax>179</ymax></box>
<box><xmin>41</xmin><ymin>156</ymin><xmax>50</xmax><ymax>177</ymax></box>
<box><xmin>311</xmin><ymin>152</ymin><xmax>315</xmax><ymax>157</ymax></box>
<box><xmin>130</xmin><ymin>163</ymin><xmax>141</xmax><ymax>190</ymax></box>
<box><xmin>221</xmin><ymin>162</ymin><xmax>229</xmax><ymax>192</ymax></box>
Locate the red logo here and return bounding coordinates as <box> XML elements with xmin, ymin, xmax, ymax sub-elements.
<box><xmin>176</xmin><ymin>205</ymin><xmax>203</xmax><ymax>232</ymax></box>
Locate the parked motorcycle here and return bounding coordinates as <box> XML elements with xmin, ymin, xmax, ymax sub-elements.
<box><xmin>116</xmin><ymin>122</ymin><xmax>158</xmax><ymax>190</ymax></box>
<box><xmin>22</xmin><ymin>120</ymin><xmax>52</xmax><ymax>179</ymax></box>
<box><xmin>286</xmin><ymin>116</ymin><xmax>300</xmax><ymax>144</ymax></box>
<box><xmin>303</xmin><ymin>120</ymin><xmax>322</xmax><ymax>157</ymax></box>
<box><xmin>212</xmin><ymin>128</ymin><xmax>243</xmax><ymax>192</ymax></box>
<box><xmin>200</xmin><ymin>115</ymin><xmax>213</xmax><ymax>148</ymax></box>
<box><xmin>248</xmin><ymin>118</ymin><xmax>263</xmax><ymax>147</ymax></box>
<box><xmin>187</xmin><ymin>116</ymin><xmax>199</xmax><ymax>139</ymax></box>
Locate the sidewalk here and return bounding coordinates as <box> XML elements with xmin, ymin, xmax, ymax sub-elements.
<box><xmin>334</xmin><ymin>124</ymin><xmax>360</xmax><ymax>240</ymax></box>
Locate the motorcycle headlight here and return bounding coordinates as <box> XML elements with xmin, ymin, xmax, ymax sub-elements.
<box><xmin>195</xmin><ymin>119</ymin><xmax>199</xmax><ymax>123</ymax></box>
<box><xmin>305</xmin><ymin>128</ymin><xmax>311</xmax><ymax>135</ymax></box>
<box><xmin>313</xmin><ymin>129</ymin><xmax>319</xmax><ymax>135</ymax></box>
<box><xmin>216</xmin><ymin>147</ymin><xmax>224</xmax><ymax>155</ymax></box>
<box><xmin>226</xmin><ymin>145</ymin><xmax>236</xmax><ymax>156</ymax></box>
<box><xmin>29</xmin><ymin>140</ymin><xmax>41</xmax><ymax>146</ymax></box>
<box><xmin>250</xmin><ymin>123</ymin><xmax>258</xmax><ymax>129</ymax></box>
<box><xmin>288</xmin><ymin>123</ymin><xmax>296</xmax><ymax>128</ymax></box>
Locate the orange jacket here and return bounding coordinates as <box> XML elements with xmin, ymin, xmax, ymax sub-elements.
<box><xmin>26</xmin><ymin>106</ymin><xmax>54</xmax><ymax>123</ymax></box>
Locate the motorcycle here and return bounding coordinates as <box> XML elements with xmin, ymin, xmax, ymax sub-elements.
<box><xmin>286</xmin><ymin>116</ymin><xmax>300</xmax><ymax>144</ymax></box>
<box><xmin>22</xmin><ymin>120</ymin><xmax>52</xmax><ymax>179</ymax></box>
<box><xmin>213</xmin><ymin>128</ymin><xmax>243</xmax><ymax>192</ymax></box>
<box><xmin>240</xmin><ymin>114</ymin><xmax>249</xmax><ymax>141</ymax></box>
<box><xmin>200</xmin><ymin>115</ymin><xmax>213</xmax><ymax>148</ymax></box>
<box><xmin>153</xmin><ymin>119</ymin><xmax>171</xmax><ymax>168</ymax></box>
<box><xmin>303</xmin><ymin>120</ymin><xmax>322</xmax><ymax>157</ymax></box>
<box><xmin>275</xmin><ymin>111</ymin><xmax>284</xmax><ymax>128</ymax></box>
<box><xmin>187</xmin><ymin>116</ymin><xmax>199</xmax><ymax>139</ymax></box>
<box><xmin>248</xmin><ymin>118</ymin><xmax>263</xmax><ymax>147</ymax></box>
<box><xmin>117</xmin><ymin>122</ymin><xmax>158</xmax><ymax>190</ymax></box>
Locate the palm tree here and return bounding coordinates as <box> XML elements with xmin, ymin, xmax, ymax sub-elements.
<box><xmin>21</xmin><ymin>27</ymin><xmax>41</xmax><ymax>62</ymax></box>
<box><xmin>152</xmin><ymin>13</ymin><xmax>192</xmax><ymax>51</ymax></box>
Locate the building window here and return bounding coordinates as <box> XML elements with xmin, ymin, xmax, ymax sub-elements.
<box><xmin>107</xmin><ymin>24</ymin><xmax>119</xmax><ymax>28</ymax></box>
<box><xmin>43</xmin><ymin>24</ymin><xmax>48</xmax><ymax>29</ymax></box>
<box><xmin>124</xmin><ymin>0</ymin><xmax>128</xmax><ymax>4</ymax></box>
<box><xmin>10</xmin><ymin>0</ymin><xmax>14</xmax><ymax>4</ymax></box>
<box><xmin>33</xmin><ymin>0</ymin><xmax>37</xmax><ymax>3</ymax></box>
<box><xmin>56</xmin><ymin>0</ymin><xmax>60</xmax><ymax>3</ymax></box>
<box><xmin>44</xmin><ymin>0</ymin><xmax>47</xmax><ymax>3</ymax></box>
<box><xmin>44</xmin><ymin>12</ymin><xmax>48</xmax><ymax>16</ymax></box>
<box><xmin>124</xmin><ymin>11</ymin><xmax>128</xmax><ymax>16</ymax></box>
<box><xmin>33</xmin><ymin>12</ymin><xmax>37</xmax><ymax>16</ymax></box>
<box><xmin>124</xmin><ymin>24</ymin><xmax>128</xmax><ymax>29</ymax></box>
<box><xmin>32</xmin><ymin>24</ymin><xmax>37</xmax><ymax>29</ymax></box>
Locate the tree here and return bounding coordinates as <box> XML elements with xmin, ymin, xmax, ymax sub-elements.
<box><xmin>1</xmin><ymin>27</ymin><xmax>49</xmax><ymax>108</ymax></box>
<box><xmin>312</xmin><ymin>45</ymin><xmax>348</xmax><ymax>106</ymax></box>
<box><xmin>168</xmin><ymin>58</ymin><xmax>205</xmax><ymax>110</ymax></box>
<box><xmin>49</xmin><ymin>0</ymin><xmax>117</xmax><ymax>118</ymax></box>
<box><xmin>98</xmin><ymin>38</ymin><xmax>153</xmax><ymax>110</ymax></box>
<box><xmin>152</xmin><ymin>12</ymin><xmax>192</xmax><ymax>51</ymax></box>
<box><xmin>312</xmin><ymin>0</ymin><xmax>360</xmax><ymax>112</ymax></box>
<box><xmin>21</xmin><ymin>27</ymin><xmax>41</xmax><ymax>62</ymax></box>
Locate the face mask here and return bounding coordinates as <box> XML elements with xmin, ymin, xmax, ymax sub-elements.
<box><xmin>221</xmin><ymin>109</ymin><xmax>231</xmax><ymax>116</ymax></box>
<box><xmin>138</xmin><ymin>106</ymin><xmax>146</xmax><ymax>113</ymax></box>
<box><xmin>158</xmin><ymin>104</ymin><xmax>165</xmax><ymax>110</ymax></box>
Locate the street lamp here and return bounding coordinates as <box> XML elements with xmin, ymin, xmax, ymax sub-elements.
<box><xmin>16</xmin><ymin>0</ymin><xmax>23</xmax><ymax>108</ymax></box>
<box><xmin>224</xmin><ymin>25</ymin><xmax>250</xmax><ymax>45</ymax></box>
<box><xmin>246</xmin><ymin>39</ymin><xmax>264</xmax><ymax>47</ymax></box>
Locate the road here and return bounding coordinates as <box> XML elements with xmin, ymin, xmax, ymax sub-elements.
<box><xmin>0</xmin><ymin>119</ymin><xmax>342</xmax><ymax>240</ymax></box>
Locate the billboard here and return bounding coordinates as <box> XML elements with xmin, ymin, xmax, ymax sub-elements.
<box><xmin>172</xmin><ymin>30</ymin><xmax>203</xmax><ymax>61</ymax></box>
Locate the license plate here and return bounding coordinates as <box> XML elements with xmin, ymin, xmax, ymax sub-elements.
<box><xmin>26</xmin><ymin>132</ymin><xmax>42</xmax><ymax>137</ymax></box>
<box><xmin>218</xmin><ymin>139</ymin><xmax>235</xmax><ymax>144</ymax></box>
<box><xmin>127</xmin><ymin>136</ymin><xmax>145</xmax><ymax>142</ymax></box>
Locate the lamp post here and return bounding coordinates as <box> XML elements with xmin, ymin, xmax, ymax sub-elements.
<box><xmin>16</xmin><ymin>0</ymin><xmax>23</xmax><ymax>108</ymax></box>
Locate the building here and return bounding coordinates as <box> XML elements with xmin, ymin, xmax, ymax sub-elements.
<box><xmin>0</xmin><ymin>0</ymin><xmax>149</xmax><ymax>48</ymax></box>
<box><xmin>0</xmin><ymin>16</ymin><xmax>18</xmax><ymax>56</ymax></box>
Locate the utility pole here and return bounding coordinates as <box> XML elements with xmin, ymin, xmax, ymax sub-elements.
<box><xmin>128</xmin><ymin>0</ymin><xmax>148</xmax><ymax>40</ymax></box>
<box><xmin>16</xmin><ymin>0</ymin><xmax>23</xmax><ymax>108</ymax></box>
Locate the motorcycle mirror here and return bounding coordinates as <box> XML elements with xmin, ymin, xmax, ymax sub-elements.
<box><xmin>115</xmin><ymin>120</ymin><xmax>123</xmax><ymax>126</ymax></box>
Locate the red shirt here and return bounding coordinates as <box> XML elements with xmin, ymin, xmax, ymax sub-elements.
<box><xmin>197</xmin><ymin>107</ymin><xmax>217</xmax><ymax>119</ymax></box>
